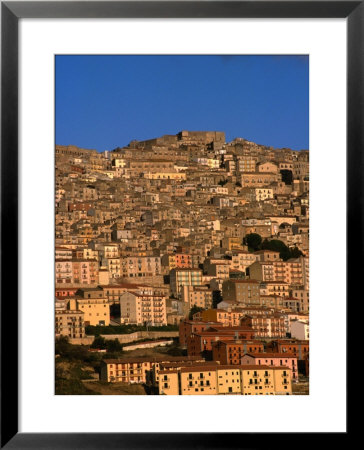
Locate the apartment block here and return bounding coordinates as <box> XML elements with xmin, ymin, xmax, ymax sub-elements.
<box><xmin>170</xmin><ymin>268</ymin><xmax>203</xmax><ymax>296</ymax></box>
<box><xmin>212</xmin><ymin>339</ymin><xmax>264</xmax><ymax>365</ymax></box>
<box><xmin>242</xmin><ymin>353</ymin><xmax>298</xmax><ymax>379</ymax></box>
<box><xmin>119</xmin><ymin>291</ymin><xmax>167</xmax><ymax>326</ymax></box>
<box><xmin>222</xmin><ymin>279</ymin><xmax>260</xmax><ymax>305</ymax></box>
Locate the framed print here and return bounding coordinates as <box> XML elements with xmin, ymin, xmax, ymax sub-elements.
<box><xmin>1</xmin><ymin>0</ymin><xmax>358</xmax><ymax>447</ymax></box>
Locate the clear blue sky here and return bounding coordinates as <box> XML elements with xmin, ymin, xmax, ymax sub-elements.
<box><xmin>56</xmin><ymin>55</ymin><xmax>309</xmax><ymax>152</ymax></box>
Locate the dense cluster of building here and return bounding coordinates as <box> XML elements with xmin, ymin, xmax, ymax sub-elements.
<box><xmin>100</xmin><ymin>357</ymin><xmax>293</xmax><ymax>395</ymax></box>
<box><xmin>55</xmin><ymin>130</ymin><xmax>309</xmax><ymax>394</ymax></box>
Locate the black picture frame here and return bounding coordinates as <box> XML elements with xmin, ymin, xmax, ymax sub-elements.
<box><xmin>1</xmin><ymin>1</ymin><xmax>357</xmax><ymax>448</ymax></box>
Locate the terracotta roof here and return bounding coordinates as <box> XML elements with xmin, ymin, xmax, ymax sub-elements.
<box><xmin>212</xmin><ymin>339</ymin><xmax>263</xmax><ymax>346</ymax></box>
<box><xmin>226</xmin><ymin>279</ymin><xmax>260</xmax><ymax>284</ymax></box>
<box><xmin>243</xmin><ymin>352</ymin><xmax>298</xmax><ymax>359</ymax></box>
<box><xmin>180</xmin><ymin>364</ymin><xmax>220</xmax><ymax>373</ymax></box>
<box><xmin>102</xmin><ymin>284</ymin><xmax>151</xmax><ymax>289</ymax></box>
<box><xmin>103</xmin><ymin>356</ymin><xmax>202</xmax><ymax>364</ymax></box>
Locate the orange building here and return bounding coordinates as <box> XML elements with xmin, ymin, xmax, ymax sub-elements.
<box><xmin>187</xmin><ymin>326</ymin><xmax>255</xmax><ymax>356</ymax></box>
<box><xmin>101</xmin><ymin>356</ymin><xmax>204</xmax><ymax>384</ymax></box>
<box><xmin>267</xmin><ymin>339</ymin><xmax>309</xmax><ymax>360</ymax></box>
<box><xmin>200</xmin><ymin>308</ymin><xmax>245</xmax><ymax>327</ymax></box>
<box><xmin>175</xmin><ymin>253</ymin><xmax>192</xmax><ymax>268</ymax></box>
<box><xmin>55</xmin><ymin>287</ymin><xmax>79</xmax><ymax>298</ymax></box>
<box><xmin>240</xmin><ymin>314</ymin><xmax>286</xmax><ymax>338</ymax></box>
<box><xmin>161</xmin><ymin>253</ymin><xmax>192</xmax><ymax>270</ymax></box>
<box><xmin>179</xmin><ymin>320</ymin><xmax>221</xmax><ymax>348</ymax></box>
<box><xmin>212</xmin><ymin>339</ymin><xmax>264</xmax><ymax>365</ymax></box>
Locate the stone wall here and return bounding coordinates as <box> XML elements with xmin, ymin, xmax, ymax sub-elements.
<box><xmin>69</xmin><ymin>330</ymin><xmax>178</xmax><ymax>346</ymax></box>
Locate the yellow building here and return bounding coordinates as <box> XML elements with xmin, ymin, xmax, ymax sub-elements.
<box><xmin>98</xmin><ymin>268</ymin><xmax>110</xmax><ymax>286</ymax></box>
<box><xmin>70</xmin><ymin>288</ymin><xmax>110</xmax><ymax>326</ymax></box>
<box><xmin>55</xmin><ymin>309</ymin><xmax>85</xmax><ymax>339</ymax></box>
<box><xmin>221</xmin><ymin>237</ymin><xmax>244</xmax><ymax>251</ymax></box>
<box><xmin>257</xmin><ymin>161</ymin><xmax>278</xmax><ymax>173</ymax></box>
<box><xmin>161</xmin><ymin>254</ymin><xmax>177</xmax><ymax>271</ymax></box>
<box><xmin>101</xmin><ymin>356</ymin><xmax>204</xmax><ymax>384</ymax></box>
<box><xmin>101</xmin><ymin>359</ymin><xmax>153</xmax><ymax>383</ymax></box>
<box><xmin>260</xmin><ymin>281</ymin><xmax>290</xmax><ymax>298</ymax></box>
<box><xmin>180</xmin><ymin>365</ymin><xmax>218</xmax><ymax>395</ymax></box>
<box><xmin>216</xmin><ymin>366</ymin><xmax>242</xmax><ymax>394</ymax></box>
<box><xmin>272</xmin><ymin>367</ymin><xmax>292</xmax><ymax>394</ymax></box>
<box><xmin>237</xmin><ymin>156</ymin><xmax>256</xmax><ymax>173</ymax></box>
<box><xmin>144</xmin><ymin>172</ymin><xmax>186</xmax><ymax>180</ymax></box>
<box><xmin>181</xmin><ymin>285</ymin><xmax>213</xmax><ymax>310</ymax></box>
<box><xmin>112</xmin><ymin>158</ymin><xmax>128</xmax><ymax>168</ymax></box>
<box><xmin>159</xmin><ymin>370</ymin><xmax>180</xmax><ymax>395</ymax></box>
<box><xmin>101</xmin><ymin>244</ymin><xmax>119</xmax><ymax>259</ymax></box>
<box><xmin>254</xmin><ymin>188</ymin><xmax>274</xmax><ymax>201</ymax></box>
<box><xmin>240</xmin><ymin>365</ymin><xmax>292</xmax><ymax>395</ymax></box>
<box><xmin>158</xmin><ymin>364</ymin><xmax>292</xmax><ymax>395</ymax></box>
<box><xmin>230</xmin><ymin>250</ymin><xmax>258</xmax><ymax>272</ymax></box>
<box><xmin>79</xmin><ymin>248</ymin><xmax>99</xmax><ymax>260</ymax></box>
<box><xmin>120</xmin><ymin>255</ymin><xmax>161</xmax><ymax>279</ymax></box>
<box><xmin>105</xmin><ymin>257</ymin><xmax>121</xmax><ymax>279</ymax></box>
<box><xmin>75</xmin><ymin>298</ymin><xmax>110</xmax><ymax>326</ymax></box>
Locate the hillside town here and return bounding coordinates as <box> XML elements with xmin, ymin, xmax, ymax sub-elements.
<box><xmin>55</xmin><ymin>130</ymin><xmax>309</xmax><ymax>395</ymax></box>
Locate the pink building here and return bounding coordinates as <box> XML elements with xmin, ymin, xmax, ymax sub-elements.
<box><xmin>241</xmin><ymin>352</ymin><xmax>298</xmax><ymax>379</ymax></box>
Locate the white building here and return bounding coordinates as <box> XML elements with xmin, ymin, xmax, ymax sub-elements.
<box><xmin>290</xmin><ymin>319</ymin><xmax>309</xmax><ymax>340</ymax></box>
<box><xmin>119</xmin><ymin>292</ymin><xmax>167</xmax><ymax>326</ymax></box>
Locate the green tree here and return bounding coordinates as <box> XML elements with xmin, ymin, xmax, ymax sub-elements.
<box><xmin>212</xmin><ymin>290</ymin><xmax>222</xmax><ymax>308</ymax></box>
<box><xmin>289</xmin><ymin>246</ymin><xmax>304</xmax><ymax>259</ymax></box>
<box><xmin>105</xmin><ymin>338</ymin><xmax>123</xmax><ymax>353</ymax></box>
<box><xmin>91</xmin><ymin>336</ymin><xmax>107</xmax><ymax>350</ymax></box>
<box><xmin>243</xmin><ymin>233</ymin><xmax>262</xmax><ymax>252</ymax></box>
<box><xmin>188</xmin><ymin>305</ymin><xmax>204</xmax><ymax>320</ymax></box>
<box><xmin>55</xmin><ymin>336</ymin><xmax>70</xmax><ymax>355</ymax></box>
<box><xmin>261</xmin><ymin>239</ymin><xmax>294</xmax><ymax>261</ymax></box>
<box><xmin>167</xmin><ymin>346</ymin><xmax>186</xmax><ymax>357</ymax></box>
